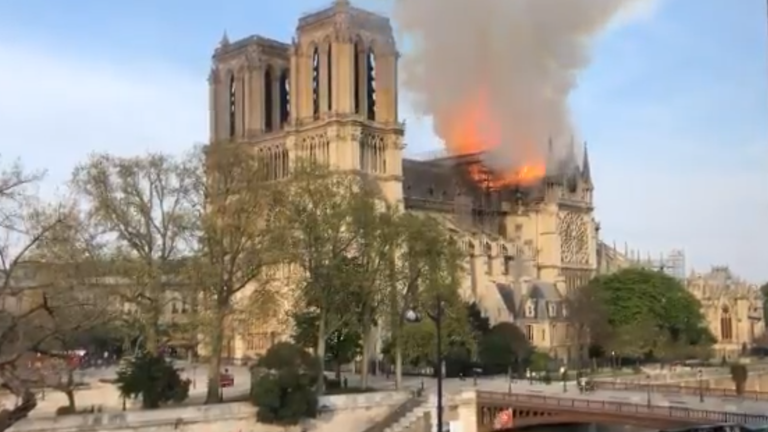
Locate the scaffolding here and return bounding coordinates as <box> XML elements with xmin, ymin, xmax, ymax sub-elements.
<box><xmin>622</xmin><ymin>246</ymin><xmax>687</xmax><ymax>281</ymax></box>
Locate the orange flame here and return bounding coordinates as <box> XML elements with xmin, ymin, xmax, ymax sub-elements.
<box><xmin>444</xmin><ymin>89</ymin><xmax>545</xmax><ymax>187</ymax></box>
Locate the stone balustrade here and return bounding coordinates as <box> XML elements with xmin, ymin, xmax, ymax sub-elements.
<box><xmin>9</xmin><ymin>391</ymin><xmax>410</xmax><ymax>432</ymax></box>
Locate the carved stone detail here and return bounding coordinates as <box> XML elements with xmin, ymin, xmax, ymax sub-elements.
<box><xmin>299</xmin><ymin>132</ymin><xmax>330</xmax><ymax>163</ymax></box>
<box><xmin>558</xmin><ymin>211</ymin><xmax>589</xmax><ymax>265</ymax></box>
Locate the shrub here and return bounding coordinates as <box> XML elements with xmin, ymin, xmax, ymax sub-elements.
<box><xmin>730</xmin><ymin>364</ymin><xmax>748</xmax><ymax>396</ymax></box>
<box><xmin>55</xmin><ymin>406</ymin><xmax>76</xmax><ymax>416</ymax></box>
<box><xmin>114</xmin><ymin>351</ymin><xmax>190</xmax><ymax>409</ymax></box>
<box><xmin>250</xmin><ymin>342</ymin><xmax>319</xmax><ymax>426</ymax></box>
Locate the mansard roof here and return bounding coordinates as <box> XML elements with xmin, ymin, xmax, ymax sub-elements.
<box><xmin>495</xmin><ymin>280</ymin><xmax>564</xmax><ymax>320</ymax></box>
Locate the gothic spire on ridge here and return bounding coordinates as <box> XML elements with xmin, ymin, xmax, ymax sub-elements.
<box><xmin>581</xmin><ymin>142</ymin><xmax>592</xmax><ymax>182</ymax></box>
<box><xmin>219</xmin><ymin>31</ymin><xmax>230</xmax><ymax>47</ymax></box>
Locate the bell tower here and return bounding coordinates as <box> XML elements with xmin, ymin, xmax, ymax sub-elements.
<box><xmin>292</xmin><ymin>0</ymin><xmax>404</xmax><ymax>202</ymax></box>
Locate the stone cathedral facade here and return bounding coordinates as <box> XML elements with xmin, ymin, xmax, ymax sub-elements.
<box><xmin>208</xmin><ymin>0</ymin><xmax>599</xmax><ymax>365</ymax></box>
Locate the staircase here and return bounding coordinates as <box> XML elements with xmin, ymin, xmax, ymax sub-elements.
<box><xmin>361</xmin><ymin>390</ymin><xmax>429</xmax><ymax>432</ymax></box>
<box><xmin>382</xmin><ymin>400</ymin><xmax>432</xmax><ymax>432</ymax></box>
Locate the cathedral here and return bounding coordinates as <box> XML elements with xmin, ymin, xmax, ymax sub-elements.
<box><xmin>208</xmin><ymin>0</ymin><xmax>599</xmax><ymax>364</ymax></box>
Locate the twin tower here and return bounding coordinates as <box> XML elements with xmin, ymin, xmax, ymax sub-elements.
<box><xmin>208</xmin><ymin>0</ymin><xmax>405</xmax><ymax>201</ymax></box>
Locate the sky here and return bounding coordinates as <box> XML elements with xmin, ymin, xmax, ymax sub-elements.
<box><xmin>0</xmin><ymin>0</ymin><xmax>765</xmax><ymax>282</ymax></box>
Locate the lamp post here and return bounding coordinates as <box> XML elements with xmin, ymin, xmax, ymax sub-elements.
<box><xmin>404</xmin><ymin>296</ymin><xmax>444</xmax><ymax>432</ymax></box>
<box><xmin>697</xmin><ymin>368</ymin><xmax>704</xmax><ymax>403</ymax></box>
<box><xmin>560</xmin><ymin>366</ymin><xmax>567</xmax><ymax>393</ymax></box>
<box><xmin>645</xmin><ymin>374</ymin><xmax>651</xmax><ymax>408</ymax></box>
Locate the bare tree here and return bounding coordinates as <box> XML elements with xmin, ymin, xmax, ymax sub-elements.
<box><xmin>187</xmin><ymin>143</ymin><xmax>285</xmax><ymax>404</ymax></box>
<box><xmin>0</xmin><ymin>158</ymin><xmax>105</xmax><ymax>430</ymax></box>
<box><xmin>70</xmin><ymin>153</ymin><xmax>197</xmax><ymax>355</ymax></box>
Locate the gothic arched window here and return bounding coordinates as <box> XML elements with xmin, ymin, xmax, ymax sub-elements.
<box><xmin>279</xmin><ymin>69</ymin><xmax>290</xmax><ymax>127</ymax></box>
<box><xmin>353</xmin><ymin>40</ymin><xmax>364</xmax><ymax>115</ymax></box>
<box><xmin>720</xmin><ymin>305</ymin><xmax>733</xmax><ymax>341</ymax></box>
<box><xmin>228</xmin><ymin>73</ymin><xmax>236</xmax><ymax>138</ymax></box>
<box><xmin>264</xmin><ymin>66</ymin><xmax>274</xmax><ymax>132</ymax></box>
<box><xmin>312</xmin><ymin>47</ymin><xmax>320</xmax><ymax>119</ymax></box>
<box><xmin>366</xmin><ymin>48</ymin><xmax>376</xmax><ymax>121</ymax></box>
<box><xmin>327</xmin><ymin>44</ymin><xmax>333</xmax><ymax>111</ymax></box>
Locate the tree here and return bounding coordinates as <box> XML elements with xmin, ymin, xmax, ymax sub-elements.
<box><xmin>0</xmin><ymin>159</ymin><xmax>109</xmax><ymax>430</ymax></box>
<box><xmin>71</xmin><ymin>153</ymin><xmax>196</xmax><ymax>355</ymax></box>
<box><xmin>730</xmin><ymin>363</ymin><xmax>748</xmax><ymax>396</ymax></box>
<box><xmin>479</xmin><ymin>323</ymin><xmax>532</xmax><ymax>375</ymax></box>
<box><xmin>250</xmin><ymin>342</ymin><xmax>319</xmax><ymax>426</ymax></box>
<box><xmin>761</xmin><ymin>283</ymin><xmax>768</xmax><ymax>325</ymax></box>
<box><xmin>565</xmin><ymin>278</ymin><xmax>611</xmax><ymax>368</ymax></box>
<box><xmin>186</xmin><ymin>144</ymin><xmax>285</xmax><ymax>403</ymax></box>
<box><xmin>276</xmin><ymin>160</ymin><xmax>380</xmax><ymax>395</ymax></box>
<box><xmin>345</xmin><ymin>198</ymin><xmax>401</xmax><ymax>389</ymax></box>
<box><xmin>384</xmin><ymin>213</ymin><xmax>471</xmax><ymax>388</ymax></box>
<box><xmin>115</xmin><ymin>351</ymin><xmax>190</xmax><ymax>409</ymax></box>
<box><xmin>467</xmin><ymin>302</ymin><xmax>491</xmax><ymax>338</ymax></box>
<box><xmin>584</xmin><ymin>268</ymin><xmax>714</xmax><ymax>362</ymax></box>
<box><xmin>291</xmin><ymin>310</ymin><xmax>362</xmax><ymax>380</ymax></box>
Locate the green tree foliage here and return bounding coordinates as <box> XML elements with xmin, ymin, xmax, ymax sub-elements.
<box><xmin>467</xmin><ymin>302</ymin><xmax>491</xmax><ymax>339</ymax></box>
<box><xmin>251</xmin><ymin>342</ymin><xmax>319</xmax><ymax>426</ymax></box>
<box><xmin>384</xmin><ymin>213</ymin><xmax>472</xmax><ymax>383</ymax></box>
<box><xmin>187</xmin><ymin>143</ymin><xmax>285</xmax><ymax>403</ymax></box>
<box><xmin>276</xmin><ymin>160</ymin><xmax>382</xmax><ymax>394</ymax></box>
<box><xmin>291</xmin><ymin>311</ymin><xmax>362</xmax><ymax>379</ymax></box>
<box><xmin>585</xmin><ymin>268</ymin><xmax>714</xmax><ymax>361</ymax></box>
<box><xmin>115</xmin><ymin>352</ymin><xmax>190</xmax><ymax>409</ymax></box>
<box><xmin>479</xmin><ymin>323</ymin><xmax>532</xmax><ymax>375</ymax></box>
<box><xmin>761</xmin><ymin>283</ymin><xmax>768</xmax><ymax>325</ymax></box>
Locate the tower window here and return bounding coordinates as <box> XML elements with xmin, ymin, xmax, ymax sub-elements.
<box><xmin>279</xmin><ymin>69</ymin><xmax>290</xmax><ymax>127</ymax></box>
<box><xmin>366</xmin><ymin>49</ymin><xmax>376</xmax><ymax>121</ymax></box>
<box><xmin>327</xmin><ymin>44</ymin><xmax>333</xmax><ymax>111</ymax></box>
<box><xmin>354</xmin><ymin>41</ymin><xmax>362</xmax><ymax>115</ymax></box>
<box><xmin>228</xmin><ymin>73</ymin><xmax>236</xmax><ymax>138</ymax></box>
<box><xmin>312</xmin><ymin>47</ymin><xmax>320</xmax><ymax>119</ymax></box>
<box><xmin>264</xmin><ymin>67</ymin><xmax>273</xmax><ymax>132</ymax></box>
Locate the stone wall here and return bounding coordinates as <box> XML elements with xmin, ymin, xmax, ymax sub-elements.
<box><xmin>9</xmin><ymin>391</ymin><xmax>410</xmax><ymax>432</ymax></box>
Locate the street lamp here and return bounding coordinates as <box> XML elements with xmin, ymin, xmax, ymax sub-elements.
<box><xmin>645</xmin><ymin>374</ymin><xmax>651</xmax><ymax>408</ymax></box>
<box><xmin>697</xmin><ymin>368</ymin><xmax>704</xmax><ymax>403</ymax></box>
<box><xmin>404</xmin><ymin>298</ymin><xmax>445</xmax><ymax>432</ymax></box>
<box><xmin>560</xmin><ymin>366</ymin><xmax>567</xmax><ymax>393</ymax></box>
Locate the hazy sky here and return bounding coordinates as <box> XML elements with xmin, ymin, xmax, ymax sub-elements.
<box><xmin>0</xmin><ymin>0</ymin><xmax>765</xmax><ymax>282</ymax></box>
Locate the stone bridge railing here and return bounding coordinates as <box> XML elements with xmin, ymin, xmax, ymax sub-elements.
<box><xmin>475</xmin><ymin>391</ymin><xmax>768</xmax><ymax>429</ymax></box>
<box><xmin>592</xmin><ymin>380</ymin><xmax>768</xmax><ymax>401</ymax></box>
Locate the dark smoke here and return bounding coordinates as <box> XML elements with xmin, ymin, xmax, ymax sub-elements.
<box><xmin>387</xmin><ymin>0</ymin><xmax>657</xmax><ymax>172</ymax></box>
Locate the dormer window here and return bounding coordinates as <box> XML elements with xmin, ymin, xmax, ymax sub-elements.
<box><xmin>548</xmin><ymin>302</ymin><xmax>557</xmax><ymax>318</ymax></box>
<box><xmin>525</xmin><ymin>300</ymin><xmax>536</xmax><ymax>317</ymax></box>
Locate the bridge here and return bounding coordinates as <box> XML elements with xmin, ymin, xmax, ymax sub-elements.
<box><xmin>472</xmin><ymin>391</ymin><xmax>768</xmax><ymax>431</ymax></box>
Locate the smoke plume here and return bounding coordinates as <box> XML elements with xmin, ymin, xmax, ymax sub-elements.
<box><xmin>389</xmin><ymin>0</ymin><xmax>652</xmax><ymax>172</ymax></box>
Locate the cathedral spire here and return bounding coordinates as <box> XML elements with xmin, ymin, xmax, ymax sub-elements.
<box><xmin>581</xmin><ymin>142</ymin><xmax>592</xmax><ymax>183</ymax></box>
<box><xmin>219</xmin><ymin>31</ymin><xmax>230</xmax><ymax>47</ymax></box>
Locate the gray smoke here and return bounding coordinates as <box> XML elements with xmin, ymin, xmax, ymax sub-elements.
<box><xmin>389</xmin><ymin>0</ymin><xmax>652</xmax><ymax>173</ymax></box>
